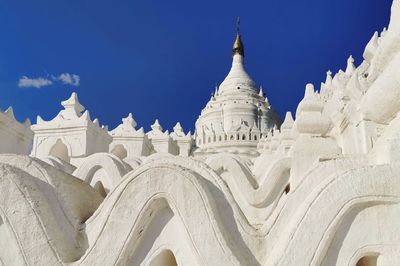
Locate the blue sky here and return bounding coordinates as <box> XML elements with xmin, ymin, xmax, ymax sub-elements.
<box><xmin>0</xmin><ymin>0</ymin><xmax>392</xmax><ymax>132</ymax></box>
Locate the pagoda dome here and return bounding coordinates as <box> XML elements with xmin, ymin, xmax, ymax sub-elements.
<box><xmin>218</xmin><ymin>48</ymin><xmax>257</xmax><ymax>95</ymax></box>
<box><xmin>194</xmin><ymin>20</ymin><xmax>281</xmax><ymax>157</ymax></box>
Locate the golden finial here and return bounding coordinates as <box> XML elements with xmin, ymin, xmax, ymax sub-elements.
<box><xmin>233</xmin><ymin>16</ymin><xmax>244</xmax><ymax>56</ymax></box>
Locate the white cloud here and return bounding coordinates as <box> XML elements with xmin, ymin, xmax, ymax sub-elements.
<box><xmin>57</xmin><ymin>73</ymin><xmax>80</xmax><ymax>86</ymax></box>
<box><xmin>18</xmin><ymin>73</ymin><xmax>80</xmax><ymax>88</ymax></box>
<box><xmin>18</xmin><ymin>76</ymin><xmax>53</xmax><ymax>88</ymax></box>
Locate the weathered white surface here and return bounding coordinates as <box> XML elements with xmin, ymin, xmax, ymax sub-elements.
<box><xmin>0</xmin><ymin>2</ymin><xmax>400</xmax><ymax>265</ymax></box>
<box><xmin>0</xmin><ymin>155</ymin><xmax>103</xmax><ymax>264</ymax></box>
<box><xmin>72</xmin><ymin>152</ymin><xmax>132</xmax><ymax>195</ymax></box>
<box><xmin>0</xmin><ymin>107</ymin><xmax>32</xmax><ymax>154</ymax></box>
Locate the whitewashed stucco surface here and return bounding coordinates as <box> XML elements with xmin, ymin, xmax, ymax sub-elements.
<box><xmin>0</xmin><ymin>1</ymin><xmax>400</xmax><ymax>265</ymax></box>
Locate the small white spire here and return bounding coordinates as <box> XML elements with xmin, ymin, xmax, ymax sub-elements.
<box><xmin>93</xmin><ymin>118</ymin><xmax>100</xmax><ymax>126</ymax></box>
<box><xmin>81</xmin><ymin>110</ymin><xmax>91</xmax><ymax>122</ymax></box>
<box><xmin>4</xmin><ymin>106</ymin><xmax>15</xmax><ymax>120</ymax></box>
<box><xmin>259</xmin><ymin>86</ymin><xmax>264</xmax><ymax>97</ymax></box>
<box><xmin>345</xmin><ymin>55</ymin><xmax>355</xmax><ymax>75</ymax></box>
<box><xmin>122</xmin><ymin>113</ymin><xmax>137</xmax><ymax>129</ymax></box>
<box><xmin>304</xmin><ymin>83</ymin><xmax>315</xmax><ymax>98</ymax></box>
<box><xmin>151</xmin><ymin>119</ymin><xmax>163</xmax><ymax>132</ymax></box>
<box><xmin>173</xmin><ymin>122</ymin><xmax>184</xmax><ymax>134</ymax></box>
<box><xmin>325</xmin><ymin>70</ymin><xmax>332</xmax><ymax>86</ymax></box>
<box><xmin>363</xmin><ymin>32</ymin><xmax>379</xmax><ymax>62</ymax></box>
<box><xmin>281</xmin><ymin>112</ymin><xmax>294</xmax><ymax>130</ymax></box>
<box><xmin>61</xmin><ymin>92</ymin><xmax>85</xmax><ymax>116</ymax></box>
<box><xmin>214</xmin><ymin>85</ymin><xmax>219</xmax><ymax>96</ymax></box>
<box><xmin>36</xmin><ymin>115</ymin><xmax>44</xmax><ymax>124</ymax></box>
<box><xmin>381</xmin><ymin>27</ymin><xmax>387</xmax><ymax>37</ymax></box>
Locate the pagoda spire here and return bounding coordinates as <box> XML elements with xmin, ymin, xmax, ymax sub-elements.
<box><xmin>233</xmin><ymin>17</ymin><xmax>244</xmax><ymax>57</ymax></box>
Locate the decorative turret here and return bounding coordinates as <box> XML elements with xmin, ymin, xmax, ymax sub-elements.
<box><xmin>109</xmin><ymin>113</ymin><xmax>152</xmax><ymax>159</ymax></box>
<box><xmin>345</xmin><ymin>55</ymin><xmax>356</xmax><ymax>76</ymax></box>
<box><xmin>60</xmin><ymin>92</ymin><xmax>85</xmax><ymax>119</ymax></box>
<box><xmin>280</xmin><ymin>112</ymin><xmax>295</xmax><ymax>131</ymax></box>
<box><xmin>277</xmin><ymin>112</ymin><xmax>295</xmax><ymax>154</ymax></box>
<box><xmin>147</xmin><ymin>120</ymin><xmax>178</xmax><ymax>155</ymax></box>
<box><xmin>295</xmin><ymin>84</ymin><xmax>331</xmax><ymax>136</ymax></box>
<box><xmin>150</xmin><ymin>119</ymin><xmax>163</xmax><ymax>133</ymax></box>
<box><xmin>170</xmin><ymin>122</ymin><xmax>194</xmax><ymax>156</ymax></box>
<box><xmin>291</xmin><ymin>84</ymin><xmax>341</xmax><ymax>186</ymax></box>
<box><xmin>31</xmin><ymin>92</ymin><xmax>112</xmax><ymax>165</ymax></box>
<box><xmin>171</xmin><ymin>122</ymin><xmax>185</xmax><ymax>137</ymax></box>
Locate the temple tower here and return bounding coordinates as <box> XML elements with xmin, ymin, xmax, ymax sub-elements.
<box><xmin>194</xmin><ymin>19</ymin><xmax>280</xmax><ymax>156</ymax></box>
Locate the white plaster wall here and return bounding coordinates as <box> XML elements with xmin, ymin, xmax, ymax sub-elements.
<box><xmin>0</xmin><ymin>1</ymin><xmax>399</xmax><ymax>265</ymax></box>
<box><xmin>0</xmin><ymin>214</ymin><xmax>26</xmax><ymax>266</ymax></box>
<box><xmin>322</xmin><ymin>203</ymin><xmax>400</xmax><ymax>265</ymax></box>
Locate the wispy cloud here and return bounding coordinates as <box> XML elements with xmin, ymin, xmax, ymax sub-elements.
<box><xmin>18</xmin><ymin>73</ymin><xmax>80</xmax><ymax>89</ymax></box>
<box><xmin>18</xmin><ymin>76</ymin><xmax>53</xmax><ymax>88</ymax></box>
<box><xmin>57</xmin><ymin>73</ymin><xmax>80</xmax><ymax>86</ymax></box>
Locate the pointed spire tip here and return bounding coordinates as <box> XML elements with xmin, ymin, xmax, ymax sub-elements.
<box><xmin>233</xmin><ymin>17</ymin><xmax>244</xmax><ymax>57</ymax></box>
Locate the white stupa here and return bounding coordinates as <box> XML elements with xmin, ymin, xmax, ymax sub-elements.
<box><xmin>195</xmin><ymin>20</ymin><xmax>280</xmax><ymax>156</ymax></box>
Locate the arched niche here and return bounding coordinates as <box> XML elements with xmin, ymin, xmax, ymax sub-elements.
<box><xmin>111</xmin><ymin>144</ymin><xmax>128</xmax><ymax>160</ymax></box>
<box><xmin>48</xmin><ymin>139</ymin><xmax>70</xmax><ymax>163</ymax></box>
<box><xmin>149</xmin><ymin>250</ymin><xmax>178</xmax><ymax>266</ymax></box>
<box><xmin>356</xmin><ymin>255</ymin><xmax>378</xmax><ymax>266</ymax></box>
